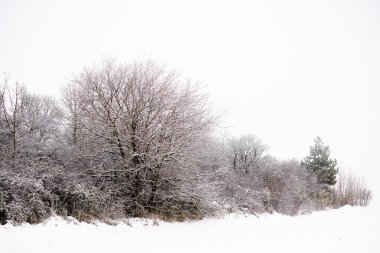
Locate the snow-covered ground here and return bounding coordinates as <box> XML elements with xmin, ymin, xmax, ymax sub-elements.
<box><xmin>1</xmin><ymin>203</ymin><xmax>379</xmax><ymax>253</ymax></box>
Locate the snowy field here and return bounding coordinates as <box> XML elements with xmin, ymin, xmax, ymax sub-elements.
<box><xmin>1</xmin><ymin>203</ymin><xmax>379</xmax><ymax>253</ymax></box>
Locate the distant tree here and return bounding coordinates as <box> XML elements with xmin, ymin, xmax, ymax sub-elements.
<box><xmin>0</xmin><ymin>78</ymin><xmax>61</xmax><ymax>160</ymax></box>
<box><xmin>0</xmin><ymin>78</ymin><xmax>64</xmax><ymax>225</ymax></box>
<box><xmin>62</xmin><ymin>83</ymin><xmax>84</xmax><ymax>147</ymax></box>
<box><xmin>229</xmin><ymin>135</ymin><xmax>268</xmax><ymax>174</ymax></box>
<box><xmin>302</xmin><ymin>137</ymin><xmax>338</xmax><ymax>186</ymax></box>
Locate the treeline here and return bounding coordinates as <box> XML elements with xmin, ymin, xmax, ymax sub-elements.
<box><xmin>0</xmin><ymin>59</ymin><xmax>371</xmax><ymax>224</ymax></box>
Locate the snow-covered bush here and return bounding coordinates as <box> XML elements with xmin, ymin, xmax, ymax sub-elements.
<box><xmin>0</xmin><ymin>173</ymin><xmax>51</xmax><ymax>224</ymax></box>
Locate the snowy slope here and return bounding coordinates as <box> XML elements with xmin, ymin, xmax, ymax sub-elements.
<box><xmin>1</xmin><ymin>204</ymin><xmax>379</xmax><ymax>253</ymax></box>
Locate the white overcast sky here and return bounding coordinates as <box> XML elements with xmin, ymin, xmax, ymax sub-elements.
<box><xmin>0</xmin><ymin>0</ymin><xmax>379</xmax><ymax>189</ymax></box>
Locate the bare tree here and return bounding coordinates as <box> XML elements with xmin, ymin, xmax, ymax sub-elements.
<box><xmin>0</xmin><ymin>78</ymin><xmax>61</xmax><ymax>162</ymax></box>
<box><xmin>0</xmin><ymin>79</ymin><xmax>29</xmax><ymax>159</ymax></box>
<box><xmin>64</xmin><ymin>59</ymin><xmax>216</xmax><ymax>216</ymax></box>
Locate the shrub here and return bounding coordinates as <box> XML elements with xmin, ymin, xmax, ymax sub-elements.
<box><xmin>0</xmin><ymin>174</ymin><xmax>52</xmax><ymax>224</ymax></box>
<box><xmin>42</xmin><ymin>174</ymin><xmax>124</xmax><ymax>222</ymax></box>
<box><xmin>335</xmin><ymin>170</ymin><xmax>371</xmax><ymax>207</ymax></box>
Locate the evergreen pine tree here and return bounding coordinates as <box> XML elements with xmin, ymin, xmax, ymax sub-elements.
<box><xmin>302</xmin><ymin>136</ymin><xmax>338</xmax><ymax>186</ymax></box>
